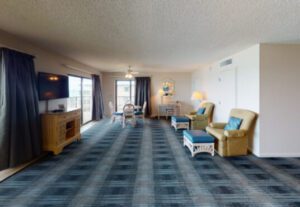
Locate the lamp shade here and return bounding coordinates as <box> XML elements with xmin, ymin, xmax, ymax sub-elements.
<box><xmin>191</xmin><ymin>91</ymin><xmax>203</xmax><ymax>100</ymax></box>
<box><xmin>158</xmin><ymin>89</ymin><xmax>164</xmax><ymax>96</ymax></box>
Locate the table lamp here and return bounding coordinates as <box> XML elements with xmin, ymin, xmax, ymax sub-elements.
<box><xmin>191</xmin><ymin>91</ymin><xmax>203</xmax><ymax>108</ymax></box>
<box><xmin>191</xmin><ymin>91</ymin><xmax>203</xmax><ymax>101</ymax></box>
<box><xmin>158</xmin><ymin>89</ymin><xmax>164</xmax><ymax>104</ymax></box>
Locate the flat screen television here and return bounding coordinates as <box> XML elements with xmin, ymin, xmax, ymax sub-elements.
<box><xmin>37</xmin><ymin>72</ymin><xmax>69</xmax><ymax>101</ymax></box>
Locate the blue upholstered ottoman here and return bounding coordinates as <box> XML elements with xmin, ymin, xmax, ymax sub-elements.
<box><xmin>183</xmin><ymin>130</ymin><xmax>215</xmax><ymax>157</ymax></box>
<box><xmin>171</xmin><ymin>116</ymin><xmax>189</xmax><ymax>130</ymax></box>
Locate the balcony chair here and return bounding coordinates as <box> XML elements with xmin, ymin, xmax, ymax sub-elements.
<box><xmin>122</xmin><ymin>103</ymin><xmax>136</xmax><ymax>128</ymax></box>
<box><xmin>134</xmin><ymin>101</ymin><xmax>147</xmax><ymax>123</ymax></box>
<box><xmin>108</xmin><ymin>101</ymin><xmax>122</xmax><ymax>123</ymax></box>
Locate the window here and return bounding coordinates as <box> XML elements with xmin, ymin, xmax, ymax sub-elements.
<box><xmin>68</xmin><ymin>75</ymin><xmax>93</xmax><ymax>124</ymax></box>
<box><xmin>115</xmin><ymin>80</ymin><xmax>135</xmax><ymax>111</ymax></box>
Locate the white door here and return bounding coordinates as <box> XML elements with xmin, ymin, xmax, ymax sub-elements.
<box><xmin>216</xmin><ymin>66</ymin><xmax>237</xmax><ymax>122</ymax></box>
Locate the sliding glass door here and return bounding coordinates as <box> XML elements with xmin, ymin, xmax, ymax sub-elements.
<box><xmin>115</xmin><ymin>80</ymin><xmax>135</xmax><ymax>111</ymax></box>
<box><xmin>68</xmin><ymin>76</ymin><xmax>93</xmax><ymax>124</ymax></box>
<box><xmin>82</xmin><ymin>78</ymin><xmax>93</xmax><ymax>123</ymax></box>
<box><xmin>68</xmin><ymin>76</ymin><xmax>82</xmax><ymax>109</ymax></box>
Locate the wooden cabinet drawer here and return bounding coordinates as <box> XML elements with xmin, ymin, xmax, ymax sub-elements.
<box><xmin>57</xmin><ymin>115</ymin><xmax>68</xmax><ymax>122</ymax></box>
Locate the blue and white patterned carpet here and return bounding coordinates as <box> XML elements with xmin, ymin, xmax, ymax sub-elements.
<box><xmin>0</xmin><ymin>119</ymin><xmax>300</xmax><ymax>207</ymax></box>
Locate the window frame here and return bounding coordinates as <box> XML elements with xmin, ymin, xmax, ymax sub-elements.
<box><xmin>68</xmin><ymin>74</ymin><xmax>93</xmax><ymax>125</ymax></box>
<box><xmin>115</xmin><ymin>80</ymin><xmax>135</xmax><ymax>112</ymax></box>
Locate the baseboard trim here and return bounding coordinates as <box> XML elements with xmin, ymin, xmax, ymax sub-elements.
<box><xmin>256</xmin><ymin>152</ymin><xmax>300</xmax><ymax>158</ymax></box>
<box><xmin>0</xmin><ymin>153</ymin><xmax>47</xmax><ymax>182</ymax></box>
<box><xmin>247</xmin><ymin>147</ymin><xmax>260</xmax><ymax>157</ymax></box>
<box><xmin>247</xmin><ymin>144</ymin><xmax>300</xmax><ymax>158</ymax></box>
<box><xmin>248</xmin><ymin>146</ymin><xmax>300</xmax><ymax>157</ymax></box>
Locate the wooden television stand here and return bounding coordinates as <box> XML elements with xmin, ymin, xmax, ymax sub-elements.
<box><xmin>41</xmin><ymin>108</ymin><xmax>81</xmax><ymax>155</ymax></box>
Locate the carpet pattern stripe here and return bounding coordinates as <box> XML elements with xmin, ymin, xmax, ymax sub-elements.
<box><xmin>0</xmin><ymin>119</ymin><xmax>299</xmax><ymax>207</ymax></box>
<box><xmin>132</xmin><ymin>120</ymin><xmax>155</xmax><ymax>206</ymax></box>
<box><xmin>162</xmin><ymin>121</ymin><xmax>217</xmax><ymax>206</ymax></box>
<box><xmin>69</xmin><ymin>128</ymin><xmax>131</xmax><ymax>206</ymax></box>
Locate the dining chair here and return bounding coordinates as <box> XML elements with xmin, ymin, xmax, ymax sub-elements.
<box><xmin>109</xmin><ymin>101</ymin><xmax>123</xmax><ymax>123</ymax></box>
<box><xmin>135</xmin><ymin>101</ymin><xmax>147</xmax><ymax>123</ymax></box>
<box><xmin>122</xmin><ymin>103</ymin><xmax>136</xmax><ymax>128</ymax></box>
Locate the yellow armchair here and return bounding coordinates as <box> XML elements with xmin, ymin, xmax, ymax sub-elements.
<box><xmin>206</xmin><ymin>109</ymin><xmax>257</xmax><ymax>157</ymax></box>
<box><xmin>185</xmin><ymin>102</ymin><xmax>215</xmax><ymax>130</ymax></box>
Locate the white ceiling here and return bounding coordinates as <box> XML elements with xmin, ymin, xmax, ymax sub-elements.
<box><xmin>0</xmin><ymin>0</ymin><xmax>300</xmax><ymax>72</ymax></box>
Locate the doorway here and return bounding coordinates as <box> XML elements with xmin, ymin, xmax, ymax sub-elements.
<box><xmin>216</xmin><ymin>66</ymin><xmax>237</xmax><ymax>121</ymax></box>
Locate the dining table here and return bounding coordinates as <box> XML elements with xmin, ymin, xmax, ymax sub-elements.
<box><xmin>116</xmin><ymin>105</ymin><xmax>141</xmax><ymax>114</ymax></box>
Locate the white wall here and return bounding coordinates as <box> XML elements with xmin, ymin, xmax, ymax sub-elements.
<box><xmin>0</xmin><ymin>29</ymin><xmax>101</xmax><ymax>113</ymax></box>
<box><xmin>192</xmin><ymin>45</ymin><xmax>260</xmax><ymax>155</ymax></box>
<box><xmin>102</xmin><ymin>72</ymin><xmax>193</xmax><ymax>117</ymax></box>
<box><xmin>260</xmin><ymin>44</ymin><xmax>300</xmax><ymax>157</ymax></box>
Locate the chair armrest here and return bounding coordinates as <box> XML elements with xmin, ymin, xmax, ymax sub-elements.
<box><xmin>224</xmin><ymin>129</ymin><xmax>246</xmax><ymax>138</ymax></box>
<box><xmin>193</xmin><ymin>114</ymin><xmax>208</xmax><ymax>121</ymax></box>
<box><xmin>209</xmin><ymin>122</ymin><xmax>227</xmax><ymax>129</ymax></box>
<box><xmin>185</xmin><ymin>114</ymin><xmax>195</xmax><ymax>120</ymax></box>
<box><xmin>189</xmin><ymin>111</ymin><xmax>197</xmax><ymax>115</ymax></box>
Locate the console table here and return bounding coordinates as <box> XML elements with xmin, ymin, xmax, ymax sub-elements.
<box><xmin>157</xmin><ymin>103</ymin><xmax>181</xmax><ymax>119</ymax></box>
<box><xmin>41</xmin><ymin>108</ymin><xmax>81</xmax><ymax>155</ymax></box>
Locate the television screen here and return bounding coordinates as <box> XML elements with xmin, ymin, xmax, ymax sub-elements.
<box><xmin>38</xmin><ymin>72</ymin><xmax>69</xmax><ymax>100</ymax></box>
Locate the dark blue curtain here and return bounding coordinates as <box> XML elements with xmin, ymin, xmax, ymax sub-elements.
<box><xmin>0</xmin><ymin>48</ymin><xmax>41</xmax><ymax>170</ymax></box>
<box><xmin>92</xmin><ymin>74</ymin><xmax>104</xmax><ymax>120</ymax></box>
<box><xmin>134</xmin><ymin>77</ymin><xmax>151</xmax><ymax>116</ymax></box>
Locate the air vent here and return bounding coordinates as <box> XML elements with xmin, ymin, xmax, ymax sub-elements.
<box><xmin>220</xmin><ymin>59</ymin><xmax>232</xmax><ymax>67</ymax></box>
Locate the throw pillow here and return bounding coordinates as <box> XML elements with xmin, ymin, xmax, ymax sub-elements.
<box><xmin>224</xmin><ymin>117</ymin><xmax>243</xmax><ymax>130</ymax></box>
<box><xmin>196</xmin><ymin>107</ymin><xmax>206</xmax><ymax>115</ymax></box>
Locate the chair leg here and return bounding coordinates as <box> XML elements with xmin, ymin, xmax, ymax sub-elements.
<box><xmin>122</xmin><ymin>117</ymin><xmax>126</xmax><ymax>128</ymax></box>
<box><xmin>111</xmin><ymin>116</ymin><xmax>115</xmax><ymax>123</ymax></box>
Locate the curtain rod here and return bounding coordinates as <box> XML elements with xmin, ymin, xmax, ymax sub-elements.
<box><xmin>62</xmin><ymin>64</ymin><xmax>96</xmax><ymax>75</ymax></box>
<box><xmin>109</xmin><ymin>75</ymin><xmax>152</xmax><ymax>79</ymax></box>
<box><xmin>0</xmin><ymin>47</ymin><xmax>98</xmax><ymax>75</ymax></box>
<box><xmin>0</xmin><ymin>46</ymin><xmax>35</xmax><ymax>57</ymax></box>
